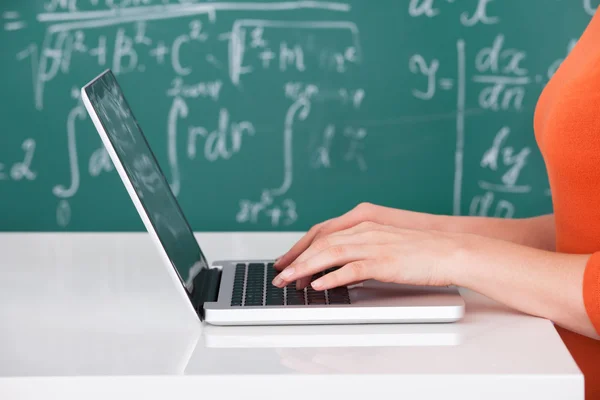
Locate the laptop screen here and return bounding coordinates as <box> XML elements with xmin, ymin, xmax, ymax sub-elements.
<box><xmin>83</xmin><ymin>70</ymin><xmax>209</xmax><ymax>299</ymax></box>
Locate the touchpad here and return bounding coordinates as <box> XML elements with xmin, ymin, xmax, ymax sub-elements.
<box><xmin>348</xmin><ymin>281</ymin><xmax>463</xmax><ymax>307</ymax></box>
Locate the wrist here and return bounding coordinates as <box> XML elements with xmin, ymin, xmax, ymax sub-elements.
<box><xmin>446</xmin><ymin>232</ymin><xmax>480</xmax><ymax>289</ymax></box>
<box><xmin>427</xmin><ymin>213</ymin><xmax>452</xmax><ymax>232</ymax></box>
<box><xmin>402</xmin><ymin>209</ymin><xmax>445</xmax><ymax>231</ymax></box>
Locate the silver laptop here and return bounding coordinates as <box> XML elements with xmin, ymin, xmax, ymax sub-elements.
<box><xmin>81</xmin><ymin>69</ymin><xmax>465</xmax><ymax>326</ymax></box>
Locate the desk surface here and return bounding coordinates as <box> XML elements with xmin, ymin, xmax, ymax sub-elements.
<box><xmin>0</xmin><ymin>232</ymin><xmax>583</xmax><ymax>400</ymax></box>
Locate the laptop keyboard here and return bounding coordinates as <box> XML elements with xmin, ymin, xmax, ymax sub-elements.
<box><xmin>230</xmin><ymin>263</ymin><xmax>351</xmax><ymax>307</ymax></box>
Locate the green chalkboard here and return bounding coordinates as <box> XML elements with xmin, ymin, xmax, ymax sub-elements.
<box><xmin>0</xmin><ymin>0</ymin><xmax>595</xmax><ymax>231</ymax></box>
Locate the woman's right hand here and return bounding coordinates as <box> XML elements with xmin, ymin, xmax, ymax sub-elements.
<box><xmin>273</xmin><ymin>202</ymin><xmax>440</xmax><ymax>288</ymax></box>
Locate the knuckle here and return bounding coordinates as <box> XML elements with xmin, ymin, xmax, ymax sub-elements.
<box><xmin>348</xmin><ymin>261</ymin><xmax>366</xmax><ymax>279</ymax></box>
<box><xmin>356</xmin><ymin>202</ymin><xmax>372</xmax><ymax>211</ymax></box>
<box><xmin>318</xmin><ymin>220</ymin><xmax>334</xmax><ymax>235</ymax></box>
<box><xmin>361</xmin><ymin>229</ymin><xmax>378</xmax><ymax>240</ymax></box>
<box><xmin>329</xmin><ymin>245</ymin><xmax>346</xmax><ymax>258</ymax></box>
<box><xmin>357</xmin><ymin>220</ymin><xmax>375</xmax><ymax>230</ymax></box>
<box><xmin>353</xmin><ymin>202</ymin><xmax>373</xmax><ymax>218</ymax></box>
<box><xmin>308</xmin><ymin>223</ymin><xmax>322</xmax><ymax>235</ymax></box>
<box><xmin>312</xmin><ymin>237</ymin><xmax>331</xmax><ymax>251</ymax></box>
<box><xmin>293</xmin><ymin>263</ymin><xmax>307</xmax><ymax>276</ymax></box>
<box><xmin>289</xmin><ymin>263</ymin><xmax>309</xmax><ymax>281</ymax></box>
<box><xmin>327</xmin><ymin>271</ymin><xmax>342</xmax><ymax>286</ymax></box>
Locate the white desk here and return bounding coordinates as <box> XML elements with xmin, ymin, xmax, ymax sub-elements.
<box><xmin>0</xmin><ymin>232</ymin><xmax>583</xmax><ymax>399</ymax></box>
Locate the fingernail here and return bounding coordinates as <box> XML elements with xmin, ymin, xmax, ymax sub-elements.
<box><xmin>273</xmin><ymin>257</ymin><xmax>282</xmax><ymax>267</ymax></box>
<box><xmin>272</xmin><ymin>276</ymin><xmax>284</xmax><ymax>287</ymax></box>
<box><xmin>311</xmin><ymin>279</ymin><xmax>324</xmax><ymax>290</ymax></box>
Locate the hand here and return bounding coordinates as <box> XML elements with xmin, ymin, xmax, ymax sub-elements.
<box><xmin>272</xmin><ymin>219</ymin><xmax>600</xmax><ymax>340</ymax></box>
<box><xmin>274</xmin><ymin>202</ymin><xmax>439</xmax><ymax>288</ymax></box>
<box><xmin>271</xmin><ymin>221</ymin><xmax>463</xmax><ymax>291</ymax></box>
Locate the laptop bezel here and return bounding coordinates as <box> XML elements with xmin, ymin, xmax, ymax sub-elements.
<box><xmin>80</xmin><ymin>69</ymin><xmax>203</xmax><ymax>323</ymax></box>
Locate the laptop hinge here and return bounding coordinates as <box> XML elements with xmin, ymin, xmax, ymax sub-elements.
<box><xmin>190</xmin><ymin>267</ymin><xmax>222</xmax><ymax>320</ymax></box>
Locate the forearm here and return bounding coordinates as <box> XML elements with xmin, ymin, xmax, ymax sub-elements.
<box><xmin>325</xmin><ymin>204</ymin><xmax>556</xmax><ymax>252</ymax></box>
<box><xmin>452</xmin><ymin>234</ymin><xmax>599</xmax><ymax>340</ymax></box>
<box><xmin>432</xmin><ymin>214</ymin><xmax>556</xmax><ymax>251</ymax></box>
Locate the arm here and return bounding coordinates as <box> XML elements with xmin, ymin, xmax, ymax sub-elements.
<box><xmin>454</xmin><ymin>233</ymin><xmax>599</xmax><ymax>339</ymax></box>
<box><xmin>437</xmin><ymin>213</ymin><xmax>556</xmax><ymax>251</ymax></box>
<box><xmin>272</xmin><ymin>222</ymin><xmax>600</xmax><ymax>341</ymax></box>
<box><xmin>276</xmin><ymin>203</ymin><xmax>556</xmax><ymax>269</ymax></box>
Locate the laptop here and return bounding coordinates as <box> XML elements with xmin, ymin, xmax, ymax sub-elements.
<box><xmin>201</xmin><ymin>323</ymin><xmax>463</xmax><ymax>348</ymax></box>
<box><xmin>81</xmin><ymin>69</ymin><xmax>465</xmax><ymax>326</ymax></box>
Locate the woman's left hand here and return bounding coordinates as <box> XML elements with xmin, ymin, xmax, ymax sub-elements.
<box><xmin>271</xmin><ymin>221</ymin><xmax>466</xmax><ymax>291</ymax></box>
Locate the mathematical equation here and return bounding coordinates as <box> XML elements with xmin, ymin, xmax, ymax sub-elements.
<box><xmin>2</xmin><ymin>0</ymin><xmax>596</xmax><ymax>230</ymax></box>
<box><xmin>0</xmin><ymin>139</ymin><xmax>37</xmax><ymax>182</ymax></box>
<box><xmin>409</xmin><ymin>0</ymin><xmax>598</xmax><ymax>21</ymax></box>
<box><xmin>408</xmin><ymin>0</ymin><xmax>594</xmax><ymax>217</ymax></box>
<box><xmin>6</xmin><ymin>0</ymin><xmax>368</xmax><ymax>228</ymax></box>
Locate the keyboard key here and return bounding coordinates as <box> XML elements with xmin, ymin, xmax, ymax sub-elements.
<box><xmin>327</xmin><ymin>286</ymin><xmax>351</xmax><ymax>304</ymax></box>
<box><xmin>231</xmin><ymin>264</ymin><xmax>247</xmax><ymax>306</ymax></box>
<box><xmin>266</xmin><ymin>293</ymin><xmax>284</xmax><ymax>306</ymax></box>
<box><xmin>245</xmin><ymin>299</ymin><xmax>262</xmax><ymax>307</ymax></box>
<box><xmin>307</xmin><ymin>287</ymin><xmax>327</xmax><ymax>305</ymax></box>
<box><xmin>244</xmin><ymin>263</ymin><xmax>265</xmax><ymax>306</ymax></box>
<box><xmin>285</xmin><ymin>286</ymin><xmax>306</xmax><ymax>305</ymax></box>
<box><xmin>231</xmin><ymin>262</ymin><xmax>351</xmax><ymax>307</ymax></box>
<box><xmin>266</xmin><ymin>268</ymin><xmax>277</xmax><ymax>281</ymax></box>
<box><xmin>266</xmin><ymin>266</ymin><xmax>284</xmax><ymax>305</ymax></box>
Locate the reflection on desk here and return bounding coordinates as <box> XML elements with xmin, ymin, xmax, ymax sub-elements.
<box><xmin>2</xmin><ymin>324</ymin><xmax>199</xmax><ymax>377</ymax></box>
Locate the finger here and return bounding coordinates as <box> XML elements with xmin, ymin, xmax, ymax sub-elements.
<box><xmin>296</xmin><ymin>276</ymin><xmax>366</xmax><ymax>291</ymax></box>
<box><xmin>290</xmin><ymin>227</ymin><xmax>393</xmax><ymax>291</ymax></box>
<box><xmin>273</xmin><ymin>222</ymin><xmax>326</xmax><ymax>270</ymax></box>
<box><xmin>296</xmin><ymin>276</ymin><xmax>312</xmax><ymax>291</ymax></box>
<box><xmin>272</xmin><ymin>244</ymin><xmax>381</xmax><ymax>288</ymax></box>
<box><xmin>274</xmin><ymin>203</ymin><xmax>376</xmax><ymax>269</ymax></box>
<box><xmin>292</xmin><ymin>225</ymin><xmax>398</xmax><ymax>267</ymax></box>
<box><xmin>327</xmin><ymin>220</ymin><xmax>401</xmax><ymax>239</ymax></box>
<box><xmin>289</xmin><ymin>231</ymin><xmax>378</xmax><ymax>291</ymax></box>
<box><xmin>311</xmin><ymin>261</ymin><xmax>378</xmax><ymax>291</ymax></box>
<box><xmin>289</xmin><ymin>228</ymin><xmax>397</xmax><ymax>290</ymax></box>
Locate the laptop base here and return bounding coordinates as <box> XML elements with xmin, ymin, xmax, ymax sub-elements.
<box><xmin>203</xmin><ymin>261</ymin><xmax>465</xmax><ymax>326</ymax></box>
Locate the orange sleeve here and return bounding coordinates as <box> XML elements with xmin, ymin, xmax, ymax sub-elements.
<box><xmin>583</xmin><ymin>252</ymin><xmax>600</xmax><ymax>335</ymax></box>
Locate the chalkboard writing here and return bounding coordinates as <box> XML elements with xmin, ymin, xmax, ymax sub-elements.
<box><xmin>0</xmin><ymin>0</ymin><xmax>595</xmax><ymax>231</ymax></box>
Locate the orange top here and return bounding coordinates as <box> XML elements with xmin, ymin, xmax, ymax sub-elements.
<box><xmin>534</xmin><ymin>10</ymin><xmax>600</xmax><ymax>399</ymax></box>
